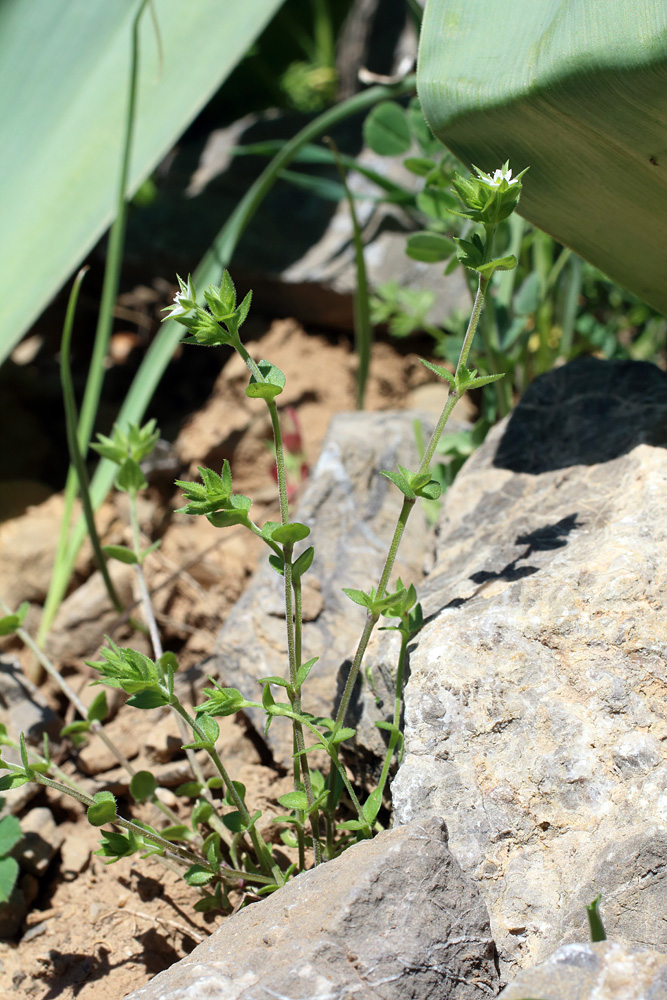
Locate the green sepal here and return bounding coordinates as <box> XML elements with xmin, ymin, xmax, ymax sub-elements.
<box><xmin>87</xmin><ymin>791</ymin><xmax>117</xmax><ymax>827</ymax></box>
<box><xmin>183</xmin><ymin>864</ymin><xmax>216</xmax><ymax>887</ymax></box>
<box><xmin>0</xmin><ymin>602</ymin><xmax>29</xmax><ymax>636</ymax></box>
<box><xmin>245</xmin><ymin>360</ymin><xmax>286</xmax><ymax>400</ymax></box>
<box><xmin>271</xmin><ymin>522</ymin><xmax>310</xmax><ymax>545</ymax></box>
<box><xmin>419</xmin><ymin>358</ymin><xmax>455</xmax><ymax>384</ymax></box>
<box><xmin>102</xmin><ymin>545</ymin><xmax>138</xmax><ymax>565</ymax></box>
<box><xmin>116</xmin><ymin>458</ymin><xmax>147</xmax><ymax>493</ymax></box>
<box><xmin>129</xmin><ymin>771</ymin><xmax>156</xmax><ymax>803</ymax></box>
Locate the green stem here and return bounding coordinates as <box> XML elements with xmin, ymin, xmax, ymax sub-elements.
<box><xmin>60</xmin><ymin>268</ymin><xmax>124</xmax><ymax>614</ymax></box>
<box><xmin>170</xmin><ymin>701</ymin><xmax>281</xmax><ymax>883</ymax></box>
<box><xmin>375</xmin><ymin>627</ymin><xmax>408</xmax><ymax>800</ymax></box>
<box><xmin>40</xmin><ymin>78</ymin><xmax>417</xmax><ymax>641</ymax></box>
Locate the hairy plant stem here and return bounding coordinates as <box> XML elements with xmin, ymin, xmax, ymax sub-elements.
<box><xmin>375</xmin><ymin>627</ymin><xmax>408</xmax><ymax>799</ymax></box>
<box><xmin>125</xmin><ymin>489</ymin><xmax>212</xmax><ymax>800</ymax></box>
<box><xmin>335</xmin><ymin>232</ymin><xmax>495</xmax><ymax>736</ymax></box>
<box><xmin>261</xmin><ymin>391</ymin><xmax>321</xmax><ymax>864</ymax></box>
<box><xmin>169</xmin><ymin>701</ymin><xmax>282</xmax><ymax>884</ymax></box>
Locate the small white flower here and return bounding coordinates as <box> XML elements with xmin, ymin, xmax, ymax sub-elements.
<box><xmin>165</xmin><ymin>275</ymin><xmax>195</xmax><ymax>317</ymax></box>
<box><xmin>476</xmin><ymin>163</ymin><xmax>519</xmax><ymax>189</ymax></box>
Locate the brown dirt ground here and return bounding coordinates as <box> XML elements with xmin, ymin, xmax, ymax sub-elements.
<box><xmin>0</xmin><ymin>318</ymin><xmax>467</xmax><ymax>1000</ymax></box>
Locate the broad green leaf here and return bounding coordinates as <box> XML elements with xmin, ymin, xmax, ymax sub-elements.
<box><xmin>129</xmin><ymin>770</ymin><xmax>156</xmax><ymax>803</ymax></box>
<box><xmin>363</xmin><ymin>101</ymin><xmax>411</xmax><ymax>156</ymax></box>
<box><xmin>277</xmin><ymin>791</ymin><xmax>309</xmax><ymax>811</ymax></box>
<box><xmin>0</xmin><ymin>0</ymin><xmax>287</xmax><ymax>362</ymax></box>
<box><xmin>245</xmin><ymin>360</ymin><xmax>286</xmax><ymax>400</ymax></box>
<box><xmin>405</xmin><ymin>231</ymin><xmax>455</xmax><ymax>263</ymax></box>
<box><xmin>417</xmin><ymin>0</ymin><xmax>667</xmax><ymax>313</ymax></box>
<box><xmin>184</xmin><ymin>863</ymin><xmax>215</xmax><ymax>886</ymax></box>
<box><xmin>271</xmin><ymin>522</ymin><xmax>311</xmax><ymax>545</ymax></box>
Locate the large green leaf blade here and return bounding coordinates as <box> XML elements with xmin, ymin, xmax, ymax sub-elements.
<box><xmin>417</xmin><ymin>0</ymin><xmax>667</xmax><ymax>314</ymax></box>
<box><xmin>0</xmin><ymin>0</ymin><xmax>285</xmax><ymax>363</ymax></box>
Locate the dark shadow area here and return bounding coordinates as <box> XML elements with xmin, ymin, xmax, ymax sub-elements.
<box><xmin>493</xmin><ymin>358</ymin><xmax>667</xmax><ymax>474</ymax></box>
<box><xmin>442</xmin><ymin>513</ymin><xmax>581</xmax><ymax>610</ymax></box>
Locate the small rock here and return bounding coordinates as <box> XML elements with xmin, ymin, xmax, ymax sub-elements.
<box><xmin>498</xmin><ymin>941</ymin><xmax>667</xmax><ymax>999</ymax></box>
<box><xmin>14</xmin><ymin>807</ymin><xmax>64</xmax><ymax>877</ymax></box>
<box><xmin>59</xmin><ymin>833</ymin><xmax>91</xmax><ymax>880</ymax></box>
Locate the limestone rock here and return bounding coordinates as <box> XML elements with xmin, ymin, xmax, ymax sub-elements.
<box><xmin>124</xmin><ymin>817</ymin><xmax>498</xmax><ymax>1000</ymax></box>
<box><xmin>212</xmin><ymin>410</ymin><xmax>437</xmax><ymax>766</ymax></box>
<box><xmin>391</xmin><ymin>358</ymin><xmax>667</xmax><ymax>978</ymax></box>
<box><xmin>498</xmin><ymin>941</ymin><xmax>667</xmax><ymax>1000</ymax></box>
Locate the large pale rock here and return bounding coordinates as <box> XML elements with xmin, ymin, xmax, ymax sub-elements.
<box><xmin>212</xmin><ymin>410</ymin><xmax>438</xmax><ymax>766</ymax></box>
<box><xmin>498</xmin><ymin>941</ymin><xmax>667</xmax><ymax>1000</ymax></box>
<box><xmin>392</xmin><ymin>358</ymin><xmax>667</xmax><ymax>978</ymax></box>
<box><xmin>124</xmin><ymin>818</ymin><xmax>498</xmax><ymax>1000</ymax></box>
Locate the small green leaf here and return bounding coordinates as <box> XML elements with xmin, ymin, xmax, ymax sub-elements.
<box><xmin>460</xmin><ymin>372</ymin><xmax>506</xmax><ymax>391</ymax></box>
<box><xmin>329</xmin><ymin>726</ymin><xmax>356</xmax><ymax>744</ymax></box>
<box><xmin>403</xmin><ymin>156</ymin><xmax>436</xmax><ymax>176</ymax></box>
<box><xmin>277</xmin><ymin>791</ymin><xmax>309</xmax><ymax>811</ymax></box>
<box><xmin>184</xmin><ymin>864</ymin><xmax>216</xmax><ymax>887</ymax></box>
<box><xmin>0</xmin><ymin>815</ymin><xmax>22</xmax><ymax>856</ymax></box>
<box><xmin>127</xmin><ymin>689</ymin><xmax>170</xmax><ymax>710</ymax></box>
<box><xmin>295</xmin><ymin>656</ymin><xmax>318</xmax><ymax>689</ymax></box>
<box><xmin>363</xmin><ymin>101</ymin><xmax>411</xmax><ymax>156</ymax></box>
<box><xmin>222</xmin><ymin>811</ymin><xmax>245</xmax><ymax>832</ymax></box>
<box><xmin>0</xmin><ymin>601</ymin><xmax>29</xmax><ymax>636</ymax></box>
<box><xmin>292</xmin><ymin>545</ymin><xmax>314</xmax><ymax>580</ymax></box>
<box><xmin>224</xmin><ymin>780</ymin><xmax>247</xmax><ymax>806</ymax></box>
<box><xmin>586</xmin><ymin>893</ymin><xmax>606</xmax><ymax>942</ymax></box>
<box><xmin>102</xmin><ymin>544</ymin><xmax>138</xmax><ymax>565</ymax></box>
<box><xmin>343</xmin><ymin>587</ymin><xmax>374</xmax><ymax>610</ymax></box>
<box><xmin>362</xmin><ymin>788</ymin><xmax>382</xmax><ymax>825</ymax></box>
<box><xmin>129</xmin><ymin>771</ymin><xmax>156</xmax><ymax>803</ymax></box>
<box><xmin>415</xmin><ymin>479</ymin><xmax>442</xmax><ymax>501</ymax></box>
<box><xmin>192</xmin><ymin>799</ymin><xmax>213</xmax><ymax>828</ymax></box>
<box><xmin>261</xmin><ymin>520</ymin><xmax>281</xmax><ymax>540</ymax></box>
<box><xmin>175</xmin><ymin>782</ymin><xmax>203</xmax><ymax>798</ymax></box>
<box><xmin>269</xmin><ymin>554</ymin><xmax>285</xmax><ymax>576</ymax></box>
<box><xmin>87</xmin><ymin>690</ymin><xmax>108</xmax><ymax>724</ymax></box>
<box><xmin>0</xmin><ymin>774</ymin><xmax>30</xmax><ymax>792</ymax></box>
<box><xmin>419</xmin><ymin>358</ymin><xmax>455</xmax><ymax>383</ymax></box>
<box><xmin>405</xmin><ymin>231</ymin><xmax>456</xmax><ymax>263</ymax></box>
<box><xmin>87</xmin><ymin>791</ymin><xmax>117</xmax><ymax>827</ymax></box>
<box><xmin>0</xmin><ymin>855</ymin><xmax>19</xmax><ymax>903</ymax></box>
<box><xmin>272</xmin><ymin>522</ymin><xmax>310</xmax><ymax>545</ymax></box>
<box><xmin>116</xmin><ymin>458</ymin><xmax>147</xmax><ymax>493</ymax></box>
<box><xmin>380</xmin><ymin>470</ymin><xmax>415</xmax><ymax>499</ymax></box>
<box><xmin>477</xmin><ymin>254</ymin><xmax>518</xmax><ymax>278</ymax></box>
<box><xmin>60</xmin><ymin>720</ymin><xmax>91</xmax><ymax>737</ymax></box>
<box><xmin>245</xmin><ymin>360</ymin><xmax>286</xmax><ymax>400</ymax></box>
<box><xmin>160</xmin><ymin>824</ymin><xmax>193</xmax><ymax>843</ymax></box>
